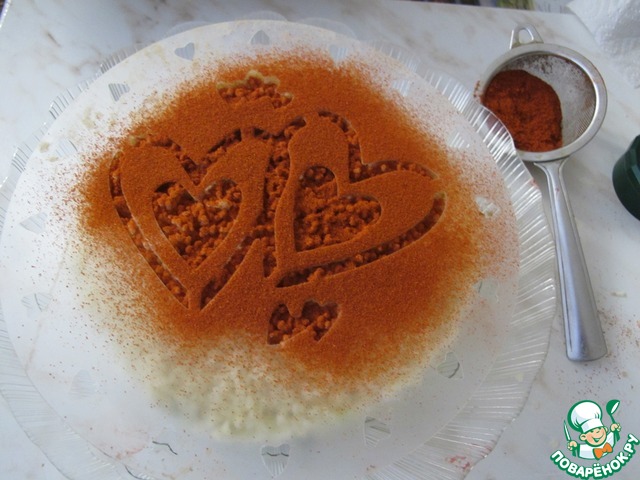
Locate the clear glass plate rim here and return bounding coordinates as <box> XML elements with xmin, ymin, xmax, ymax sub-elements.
<box><xmin>0</xmin><ymin>17</ymin><xmax>557</xmax><ymax>480</ymax></box>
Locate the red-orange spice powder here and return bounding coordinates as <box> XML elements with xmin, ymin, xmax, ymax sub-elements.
<box><xmin>80</xmin><ymin>53</ymin><xmax>490</xmax><ymax>394</ymax></box>
<box><xmin>482</xmin><ymin>69</ymin><xmax>563</xmax><ymax>152</ymax></box>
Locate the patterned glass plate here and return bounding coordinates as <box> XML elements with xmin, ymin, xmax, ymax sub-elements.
<box><xmin>0</xmin><ymin>17</ymin><xmax>556</xmax><ymax>480</ymax></box>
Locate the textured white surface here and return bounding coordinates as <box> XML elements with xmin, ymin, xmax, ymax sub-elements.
<box><xmin>569</xmin><ymin>0</ymin><xmax>640</xmax><ymax>87</ymax></box>
<box><xmin>1</xmin><ymin>1</ymin><xmax>639</xmax><ymax>479</ymax></box>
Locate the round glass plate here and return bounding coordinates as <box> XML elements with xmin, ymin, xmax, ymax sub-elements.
<box><xmin>0</xmin><ymin>18</ymin><xmax>556</xmax><ymax>480</ymax></box>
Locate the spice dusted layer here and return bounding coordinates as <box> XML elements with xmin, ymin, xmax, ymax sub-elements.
<box><xmin>104</xmin><ymin>65</ymin><xmax>450</xmax><ymax>322</ymax></box>
<box><xmin>482</xmin><ymin>69</ymin><xmax>563</xmax><ymax>152</ymax></box>
<box><xmin>81</xmin><ymin>51</ymin><xmax>516</xmax><ymax>437</ymax></box>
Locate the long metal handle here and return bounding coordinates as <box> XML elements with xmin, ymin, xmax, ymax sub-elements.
<box><xmin>538</xmin><ymin>160</ymin><xmax>607</xmax><ymax>361</ymax></box>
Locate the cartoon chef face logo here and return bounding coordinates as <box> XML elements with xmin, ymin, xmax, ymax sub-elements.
<box><xmin>565</xmin><ymin>400</ymin><xmax>621</xmax><ymax>460</ymax></box>
<box><xmin>550</xmin><ymin>399</ymin><xmax>640</xmax><ymax>479</ymax></box>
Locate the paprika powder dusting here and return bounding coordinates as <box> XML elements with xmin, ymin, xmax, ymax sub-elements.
<box><xmin>482</xmin><ymin>69</ymin><xmax>563</xmax><ymax>152</ymax></box>
<box><xmin>77</xmin><ymin>50</ymin><xmax>518</xmax><ymax>437</ymax></box>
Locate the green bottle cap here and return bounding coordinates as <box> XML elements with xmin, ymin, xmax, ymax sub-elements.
<box><xmin>612</xmin><ymin>136</ymin><xmax>640</xmax><ymax>220</ymax></box>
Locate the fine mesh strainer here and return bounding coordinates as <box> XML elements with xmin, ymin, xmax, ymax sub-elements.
<box><xmin>478</xmin><ymin>24</ymin><xmax>608</xmax><ymax>362</ymax></box>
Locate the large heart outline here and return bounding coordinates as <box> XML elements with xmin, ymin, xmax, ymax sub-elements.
<box><xmin>110</xmin><ymin>111</ymin><xmax>444</xmax><ymax>312</ymax></box>
<box><xmin>274</xmin><ymin>112</ymin><xmax>444</xmax><ymax>287</ymax></box>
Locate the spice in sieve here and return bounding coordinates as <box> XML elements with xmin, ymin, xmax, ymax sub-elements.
<box><xmin>481</xmin><ymin>69</ymin><xmax>562</xmax><ymax>152</ymax></box>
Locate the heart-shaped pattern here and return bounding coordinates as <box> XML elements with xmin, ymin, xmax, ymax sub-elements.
<box><xmin>277</xmin><ymin>113</ymin><xmax>444</xmax><ymax>288</ymax></box>
<box><xmin>108</xmin><ymin>83</ymin><xmax>130</xmax><ymax>102</ymax></box>
<box><xmin>434</xmin><ymin>351</ymin><xmax>463</xmax><ymax>379</ymax></box>
<box><xmin>174</xmin><ymin>42</ymin><xmax>195</xmax><ymax>61</ymax></box>
<box><xmin>110</xmin><ymin>74</ymin><xmax>445</xmax><ymax>342</ymax></box>
<box><xmin>143</xmin><ymin>130</ymin><xmax>242</xmax><ymax>186</ymax></box>
<box><xmin>364</xmin><ymin>415</ymin><xmax>392</xmax><ymax>447</ymax></box>
<box><xmin>153</xmin><ymin>180</ymin><xmax>241</xmax><ymax>267</ymax></box>
<box><xmin>294</xmin><ymin>166</ymin><xmax>380</xmax><ymax>251</ymax></box>
<box><xmin>268</xmin><ymin>301</ymin><xmax>338</xmax><ymax>345</ymax></box>
<box><xmin>260</xmin><ymin>443</ymin><xmax>290</xmax><ymax>477</ymax></box>
<box><xmin>217</xmin><ymin>72</ymin><xmax>292</xmax><ymax>109</ymax></box>
<box><xmin>250</xmin><ymin>30</ymin><xmax>271</xmax><ymax>46</ymax></box>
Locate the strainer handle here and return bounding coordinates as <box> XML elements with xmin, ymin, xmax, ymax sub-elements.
<box><xmin>510</xmin><ymin>24</ymin><xmax>544</xmax><ymax>50</ymax></box>
<box><xmin>538</xmin><ymin>160</ymin><xmax>607</xmax><ymax>361</ymax></box>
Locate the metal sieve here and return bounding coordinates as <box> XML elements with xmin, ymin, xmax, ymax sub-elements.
<box><xmin>478</xmin><ymin>24</ymin><xmax>608</xmax><ymax>362</ymax></box>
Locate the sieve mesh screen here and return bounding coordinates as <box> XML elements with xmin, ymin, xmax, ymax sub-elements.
<box><xmin>497</xmin><ymin>53</ymin><xmax>596</xmax><ymax>148</ymax></box>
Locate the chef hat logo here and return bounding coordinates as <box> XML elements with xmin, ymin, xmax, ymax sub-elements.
<box><xmin>568</xmin><ymin>400</ymin><xmax>604</xmax><ymax>434</ymax></box>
